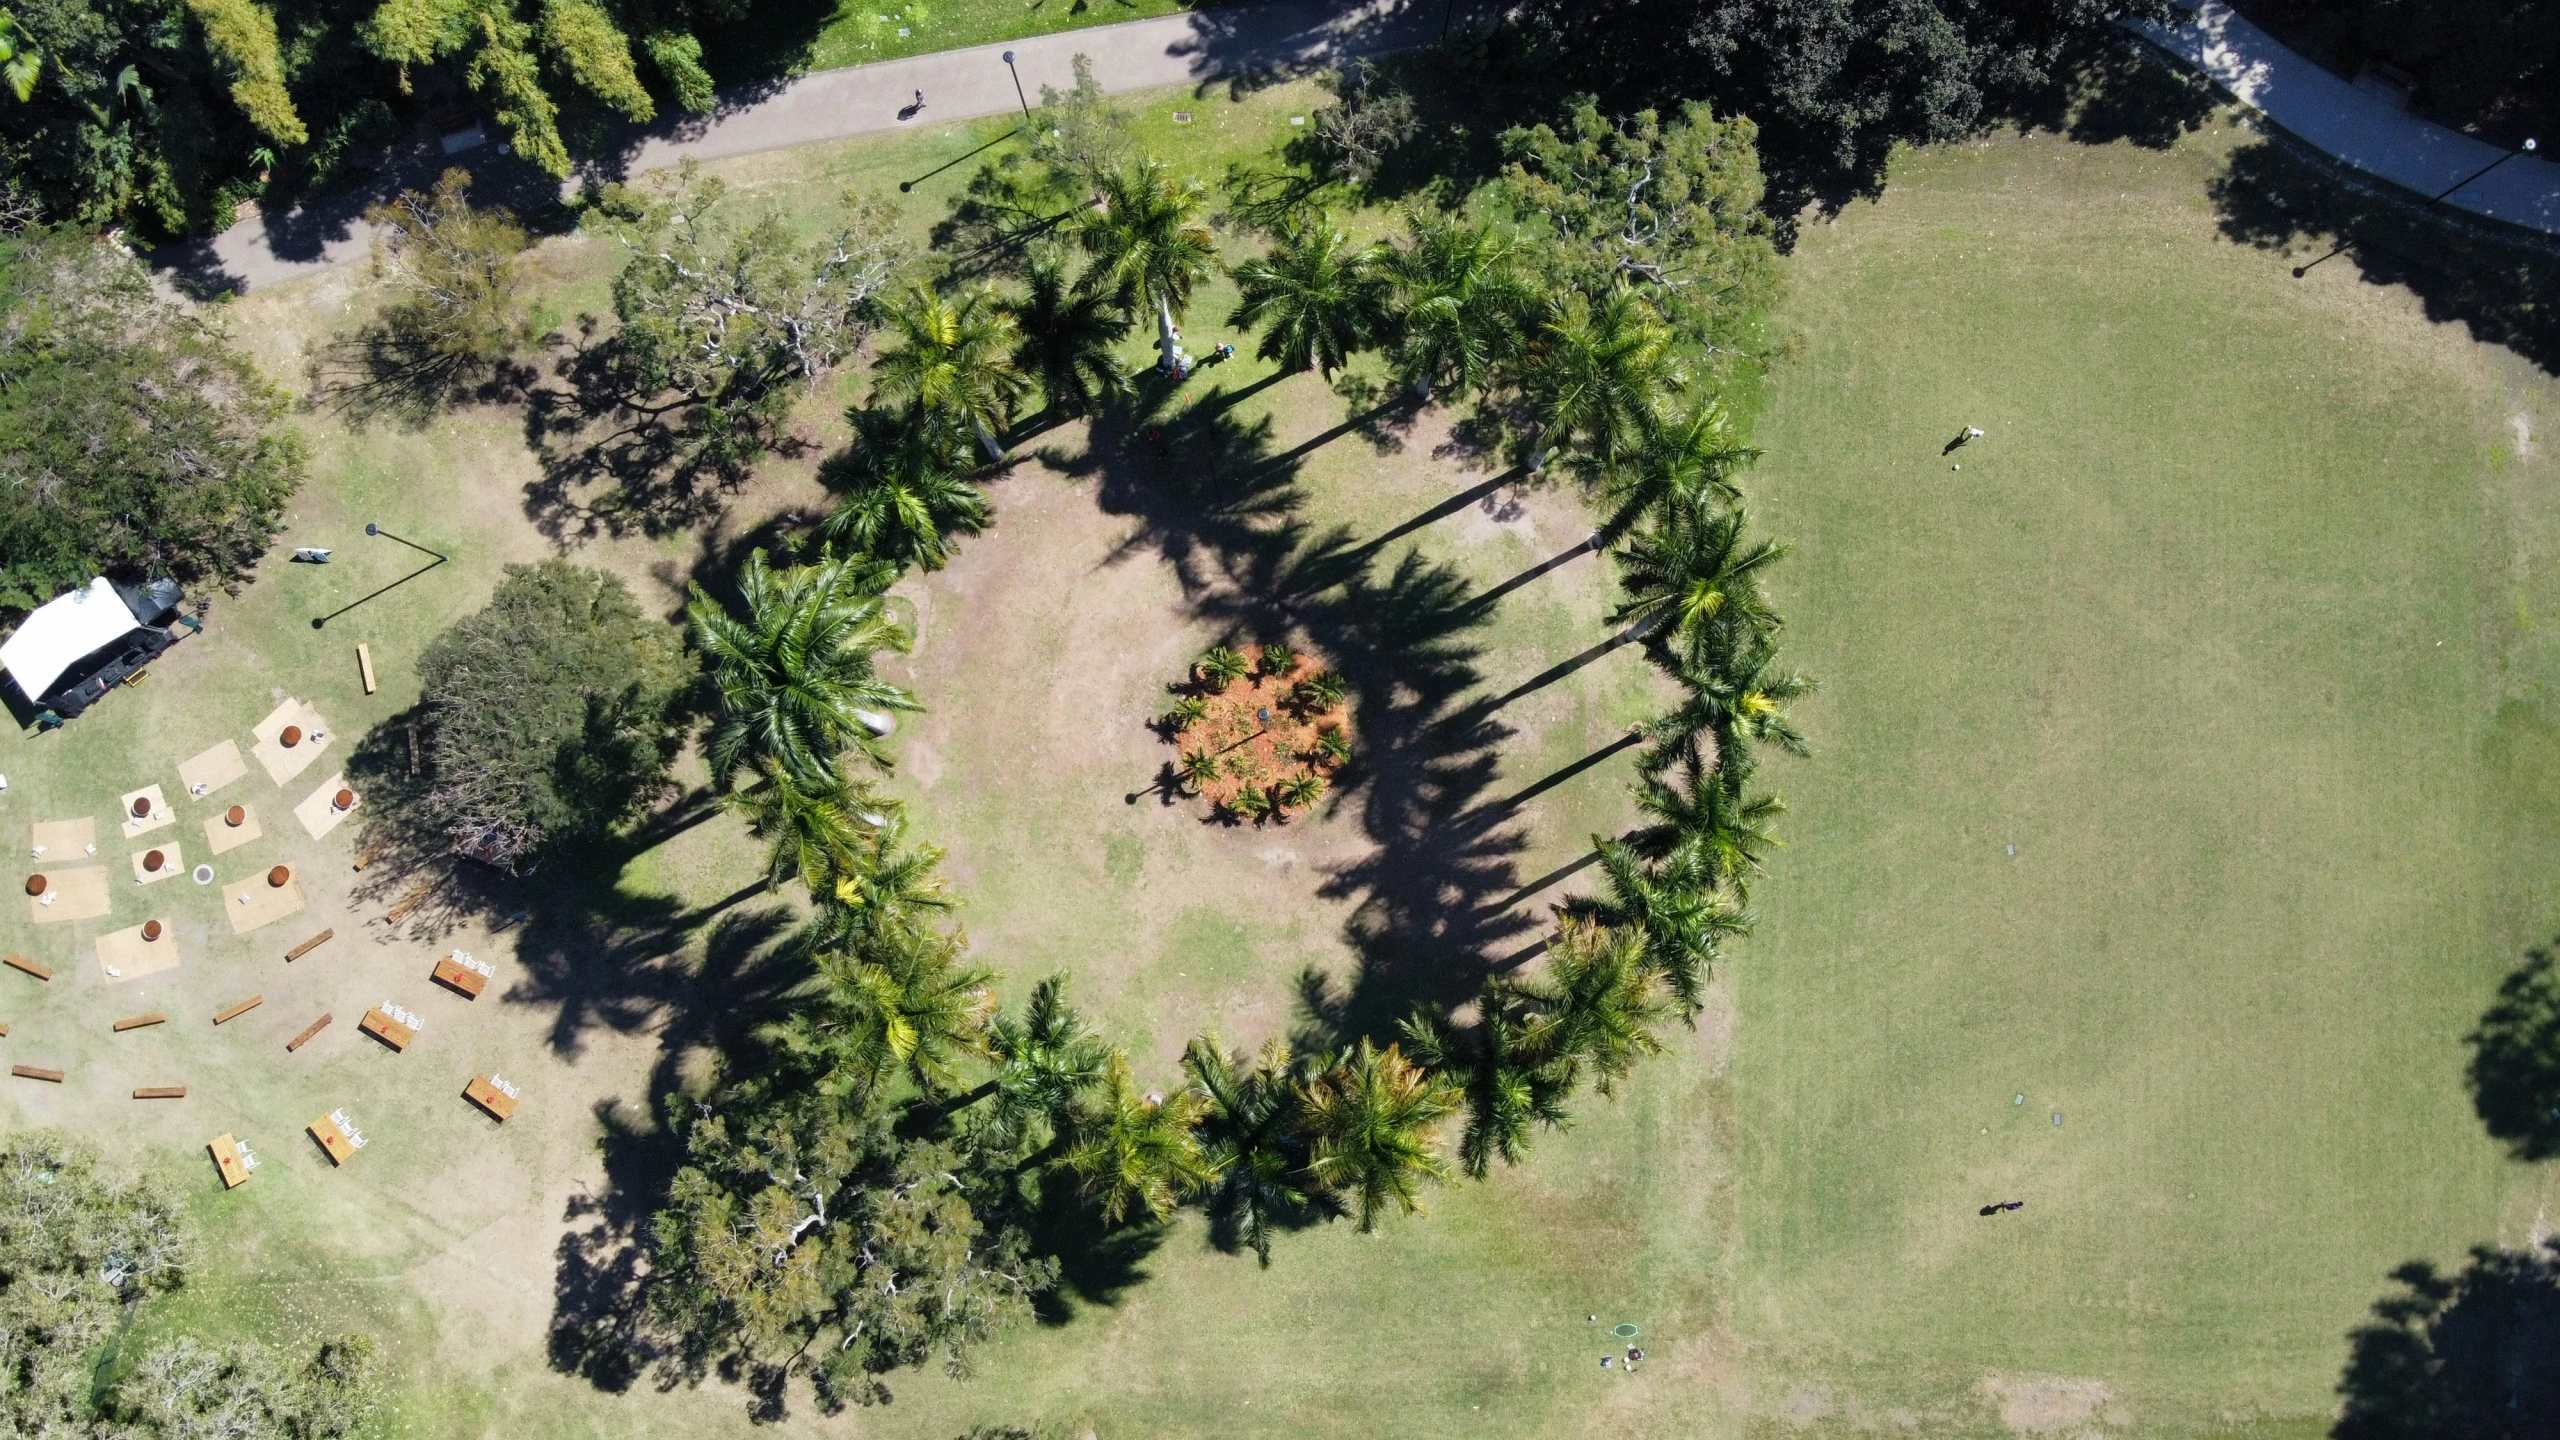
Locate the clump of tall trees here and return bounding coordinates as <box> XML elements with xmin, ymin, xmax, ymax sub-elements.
<box><xmin>0</xmin><ymin>1132</ymin><xmax>377</xmax><ymax>1439</ymax></box>
<box><xmin>0</xmin><ymin>0</ymin><xmax>745</xmax><ymax>236</ymax></box>
<box><xmin>0</xmin><ymin>222</ymin><xmax>303</xmax><ymax>621</ymax></box>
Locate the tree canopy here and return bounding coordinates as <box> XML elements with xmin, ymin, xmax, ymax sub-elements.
<box><xmin>412</xmin><ymin>559</ymin><xmax>689</xmax><ymax>869</ymax></box>
<box><xmin>0</xmin><ymin>224</ymin><xmax>302</xmax><ymax>621</ymax></box>
<box><xmin>0</xmin><ymin>0</ymin><xmax>739</xmax><ymax>235</ymax></box>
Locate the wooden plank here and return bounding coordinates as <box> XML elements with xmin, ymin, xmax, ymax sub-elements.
<box><xmin>4</xmin><ymin>953</ymin><xmax>51</xmax><ymax>981</ymax></box>
<box><xmin>112</xmin><ymin>1012</ymin><xmax>167</xmax><ymax>1032</ymax></box>
<box><xmin>0</xmin><ymin>1022</ymin><xmax>9</xmax><ymax>1037</ymax></box>
<box><xmin>285</xmin><ymin>1012</ymin><xmax>331</xmax><ymax>1052</ymax></box>
<box><xmin>386</xmin><ymin>882</ymin><xmax>432</xmax><ymax>922</ymax></box>
<box><xmin>353</xmin><ymin>841</ymin><xmax>385</xmax><ymax>870</ymax></box>
<box><xmin>284</xmin><ymin>928</ymin><xmax>333</xmax><ymax>962</ymax></box>
<box><xmin>211</xmin><ymin>994</ymin><xmax>263</xmax><ymax>1024</ymax></box>
<box><xmin>356</xmin><ymin>643</ymin><xmax>377</xmax><ymax>695</ymax></box>
<box><xmin>12</xmin><ymin>1064</ymin><xmax>63</xmax><ymax>1082</ymax></box>
<box><xmin>133</xmin><ymin>1086</ymin><xmax>186</xmax><ymax>1099</ymax></box>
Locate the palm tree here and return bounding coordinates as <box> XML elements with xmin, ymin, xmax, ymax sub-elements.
<box><xmin>1177</xmin><ymin>749</ymin><xmax>1219</xmax><ymax>793</ymax></box>
<box><xmin>771</xmin><ymin>925</ymin><xmax>996</xmax><ymax>1101</ymax></box>
<box><xmin>727</xmin><ymin>761</ymin><xmax>893</xmax><ymax>894</ymax></box>
<box><xmin>690</xmin><ymin>548</ymin><xmax>919</xmax><ymax>787</ymax></box>
<box><xmin>1184</xmin><ymin>1036</ymin><xmax>1311</xmax><ymax>1265</ymax></box>
<box><xmin>820</xmin><ymin>404</ymin><xmax>990</xmax><ymax>571</ymax></box>
<box><xmin>1298</xmin><ymin>1039</ymin><xmax>1456</xmax><ymax>1231</ymax></box>
<box><xmin>821</xmin><ymin>807</ymin><xmax>956</xmax><ymax>948</ymax></box>
<box><xmin>1232</xmin><ymin>782</ymin><xmax>1276</xmax><ymax>824</ymax></box>
<box><xmin>1641</xmin><ymin>641</ymin><xmax>1813</xmax><ymax>780</ymax></box>
<box><xmin>870</xmin><ymin>282</ymin><xmax>1032</xmax><ymax>462</ymax></box>
<box><xmin>1274</xmin><ymin>772</ymin><xmax>1324</xmax><ymax>812</ymax></box>
<box><xmin>1079</xmin><ymin>159</ymin><xmax>1218</xmax><ymax>372</ymax></box>
<box><xmin>1067</xmin><ymin>1051</ymin><xmax>1214</xmax><ymax>1225</ymax></box>
<box><xmin>961</xmin><ymin>974</ymin><xmax>1111</xmax><ymax>1154</ymax></box>
<box><xmin>1196</xmin><ymin>646</ymin><xmax>1249</xmax><ymax>689</ymax></box>
<box><xmin>1384</xmin><ymin>211</ymin><xmax>1532</xmax><ymax>403</ymax></box>
<box><xmin>1164</xmin><ymin>696</ymin><xmax>1209</xmax><ymax>731</ymax></box>
<box><xmin>1400</xmin><ymin>982</ymin><xmax>1575</xmax><ymax>1179</ymax></box>
<box><xmin>1626</xmin><ymin>754</ymin><xmax>1783</xmax><ymax>900</ymax></box>
<box><xmin>1519</xmin><ymin>283</ymin><xmax>1680</xmax><ymax>475</ymax></box>
<box><xmin>1000</xmin><ymin>253</ymin><xmax>1131</xmax><ymax>421</ymax></box>
<box><xmin>1290</xmin><ymin>669</ymin><xmax>1346</xmax><ymax>715</ymax></box>
<box><xmin>1608</xmin><ymin>504</ymin><xmax>1788</xmax><ymax>670</ymax></box>
<box><xmin>1561</xmin><ymin>839</ymin><xmax>1751</xmax><ymax>1021</ymax></box>
<box><xmin>1259</xmin><ymin>642</ymin><xmax>1298</xmax><ymax>679</ymax></box>
<box><xmin>1510</xmin><ymin>918</ymin><xmax>1672</xmax><ymax>1098</ymax></box>
<box><xmin>1593</xmin><ymin>402</ymin><xmax>1758</xmax><ymax>548</ymax></box>
<box><xmin>1227</xmin><ymin>212</ymin><xmax>1385</xmax><ymax>378</ymax></box>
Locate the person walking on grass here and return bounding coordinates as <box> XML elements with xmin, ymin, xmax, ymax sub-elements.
<box><xmin>1944</xmin><ymin>425</ymin><xmax>1985</xmax><ymax>455</ymax></box>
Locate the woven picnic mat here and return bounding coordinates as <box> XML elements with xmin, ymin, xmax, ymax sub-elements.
<box><xmin>295</xmin><ymin>774</ymin><xmax>358</xmax><ymax>839</ymax></box>
<box><xmin>222</xmin><ymin>869</ymin><xmax>306</xmax><ymax>933</ymax></box>
<box><xmin>251</xmin><ymin>699</ymin><xmax>333</xmax><ymax>785</ymax></box>
<box><xmin>130</xmin><ymin>842</ymin><xmax>184</xmax><ymax>886</ymax></box>
<box><xmin>119</xmin><ymin>785</ymin><xmax>174</xmax><ymax>839</ymax></box>
<box><xmin>178</xmin><ymin>740</ymin><xmax>248</xmax><ymax>800</ymax></box>
<box><xmin>97</xmin><ymin>921</ymin><xmax>182</xmax><ymax>983</ymax></box>
<box><xmin>203</xmin><ymin>805</ymin><xmax>263</xmax><ymax>856</ymax></box>
<box><xmin>26</xmin><ymin>865</ymin><xmax>109</xmax><ymax>923</ymax></box>
<box><xmin>30</xmin><ymin>817</ymin><xmax>95</xmax><ymax>856</ymax></box>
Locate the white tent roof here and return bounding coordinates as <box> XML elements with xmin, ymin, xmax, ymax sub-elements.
<box><xmin>2</xmin><ymin>578</ymin><xmax>144</xmax><ymax>701</ymax></box>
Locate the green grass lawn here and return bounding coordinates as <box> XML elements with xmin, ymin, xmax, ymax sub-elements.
<box><xmin>1733</xmin><ymin>121</ymin><xmax>2560</xmax><ymax>1434</ymax></box>
<box><xmin>770</xmin><ymin>0</ymin><xmax>1219</xmax><ymax>74</ymax></box>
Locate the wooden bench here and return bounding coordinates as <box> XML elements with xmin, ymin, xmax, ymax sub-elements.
<box><xmin>431</xmin><ymin>957</ymin><xmax>486</xmax><ymax>998</ymax></box>
<box><xmin>12</xmin><ymin>1064</ymin><xmax>63</xmax><ymax>1082</ymax></box>
<box><xmin>359</xmin><ymin>1008</ymin><xmax>414</xmax><ymax>1051</ymax></box>
<box><xmin>133</xmin><ymin>1086</ymin><xmax>186</xmax><ymax>1099</ymax></box>
<box><xmin>4</xmin><ymin>953</ymin><xmax>50</xmax><ymax>981</ymax></box>
<box><xmin>112</xmin><ymin>1012</ymin><xmax>167</xmax><ymax>1032</ymax></box>
<box><xmin>212</xmin><ymin>994</ymin><xmax>263</xmax><ymax>1024</ymax></box>
<box><xmin>284</xmin><ymin>928</ymin><xmax>333</xmax><ymax>962</ymax></box>
<box><xmin>286</xmin><ymin>1012</ymin><xmax>331</xmax><ymax>1052</ymax></box>
<box><xmin>208</xmin><ymin>1134</ymin><xmax>251</xmax><ymax>1188</ymax></box>
<box><xmin>463</xmin><ymin>1075</ymin><xmax>518</xmax><ymax>1122</ymax></box>
<box><xmin>307</xmin><ymin>1114</ymin><xmax>355</xmax><ymax>1166</ymax></box>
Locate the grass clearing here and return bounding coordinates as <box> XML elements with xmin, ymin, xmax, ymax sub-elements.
<box><xmin>1734</xmin><ymin>119</ymin><xmax>2560</xmax><ymax>1433</ymax></box>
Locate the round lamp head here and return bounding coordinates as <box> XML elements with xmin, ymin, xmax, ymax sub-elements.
<box><xmin>366</xmin><ymin>522</ymin><xmax>380</xmax><ymax>536</ymax></box>
<box><xmin>1003</xmin><ymin>49</ymin><xmax>1015</xmax><ymax>62</ymax></box>
<box><xmin>2526</xmin><ymin>138</ymin><xmax>2540</xmax><ymax>152</ymax></box>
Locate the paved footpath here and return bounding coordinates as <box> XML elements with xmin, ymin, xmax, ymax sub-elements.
<box><xmin>2132</xmin><ymin>0</ymin><xmax>2560</xmax><ymax>237</ymax></box>
<box><xmin>164</xmin><ymin>0</ymin><xmax>1431</xmax><ymax>293</ymax></box>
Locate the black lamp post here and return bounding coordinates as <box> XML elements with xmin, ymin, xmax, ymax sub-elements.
<box><xmin>1002</xmin><ymin>50</ymin><xmax>1032</xmax><ymax>124</ymax></box>
<box><xmin>2295</xmin><ymin>136</ymin><xmax>2538</xmax><ymax>278</ymax></box>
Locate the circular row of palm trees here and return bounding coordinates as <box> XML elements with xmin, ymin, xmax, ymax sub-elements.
<box><xmin>672</xmin><ymin>141</ymin><xmax>1804</xmax><ymax>1252</ymax></box>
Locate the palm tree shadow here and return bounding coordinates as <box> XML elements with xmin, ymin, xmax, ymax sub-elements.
<box><xmin>1024</xmin><ymin>1182</ymin><xmax>1168</xmax><ymax>1324</ymax></box>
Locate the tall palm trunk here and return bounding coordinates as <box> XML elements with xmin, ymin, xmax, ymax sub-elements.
<box><xmin>1156</xmin><ymin>293</ymin><xmax>1182</xmax><ymax>372</ymax></box>
<box><xmin>974</xmin><ymin>416</ymin><xmax>1005</xmax><ymax>463</ymax></box>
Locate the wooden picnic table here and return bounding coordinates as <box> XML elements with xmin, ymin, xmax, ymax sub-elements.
<box><xmin>359</xmin><ymin>1008</ymin><xmax>414</xmax><ymax>1051</ymax></box>
<box><xmin>208</xmin><ymin>1134</ymin><xmax>251</xmax><ymax>1188</ymax></box>
<box><xmin>463</xmin><ymin>1075</ymin><xmax>517</xmax><ymax>1122</ymax></box>
<box><xmin>307</xmin><ymin>1114</ymin><xmax>355</xmax><ymax>1166</ymax></box>
<box><xmin>431</xmin><ymin>957</ymin><xmax>486</xmax><ymax>998</ymax></box>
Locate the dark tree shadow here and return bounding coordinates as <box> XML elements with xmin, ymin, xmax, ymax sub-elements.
<box><xmin>2466</xmin><ymin>940</ymin><xmax>2560</xmax><ymax>1161</ymax></box>
<box><xmin>2208</xmin><ymin>131</ymin><xmax>2560</xmax><ymax>376</ymax></box>
<box><xmin>2333</xmin><ymin>1240</ymin><xmax>2560</xmax><ymax>1439</ymax></box>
